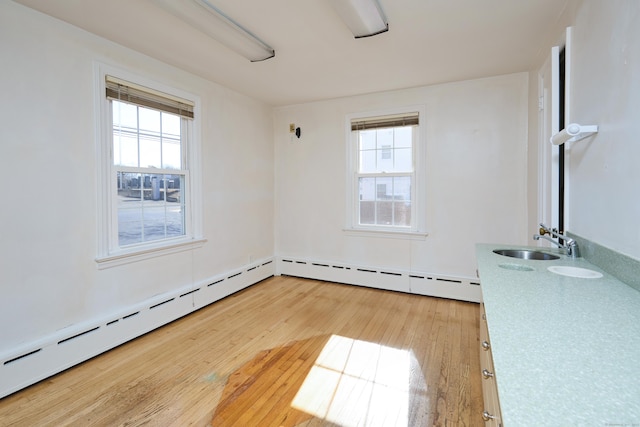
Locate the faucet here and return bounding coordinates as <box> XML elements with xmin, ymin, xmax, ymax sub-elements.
<box><xmin>533</xmin><ymin>223</ymin><xmax>581</xmax><ymax>258</ymax></box>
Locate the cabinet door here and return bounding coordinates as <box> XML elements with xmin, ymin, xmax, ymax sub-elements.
<box><xmin>479</xmin><ymin>304</ymin><xmax>502</xmax><ymax>426</ymax></box>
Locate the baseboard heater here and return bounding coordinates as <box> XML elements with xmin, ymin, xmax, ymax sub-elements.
<box><xmin>277</xmin><ymin>256</ymin><xmax>481</xmax><ymax>303</ymax></box>
<box><xmin>0</xmin><ymin>258</ymin><xmax>275</xmax><ymax>399</ymax></box>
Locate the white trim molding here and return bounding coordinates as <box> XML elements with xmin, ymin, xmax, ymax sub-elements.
<box><xmin>275</xmin><ymin>256</ymin><xmax>481</xmax><ymax>303</ymax></box>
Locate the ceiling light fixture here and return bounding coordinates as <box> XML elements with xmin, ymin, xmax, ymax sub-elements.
<box><xmin>328</xmin><ymin>0</ymin><xmax>388</xmax><ymax>38</ymax></box>
<box><xmin>154</xmin><ymin>0</ymin><xmax>275</xmax><ymax>62</ymax></box>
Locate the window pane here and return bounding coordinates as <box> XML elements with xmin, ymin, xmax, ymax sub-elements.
<box><xmin>162</xmin><ymin>112</ymin><xmax>181</xmax><ymax>137</ymax></box>
<box><xmin>113</xmin><ymin>100</ymin><xmax>139</xmax><ymax>167</ymax></box>
<box><xmin>376</xmin><ymin>201</ymin><xmax>393</xmax><ymax>225</ymax></box>
<box><xmin>144</xmin><ymin>174</ymin><xmax>163</xmax><ymax>202</ymax></box>
<box><xmin>143</xmin><ymin>206</ymin><xmax>168</xmax><ymax>242</ymax></box>
<box><xmin>359</xmin><ymin>201</ymin><xmax>375</xmax><ymax>224</ymax></box>
<box><xmin>359</xmin><ymin>177</ymin><xmax>375</xmax><ymax>224</ymax></box>
<box><xmin>393</xmin><ymin>176</ymin><xmax>411</xmax><ymax>201</ymax></box>
<box><xmin>162</xmin><ymin>113</ymin><xmax>181</xmax><ymax>170</ymax></box>
<box><xmin>139</xmin><ymin>134</ymin><xmax>161</xmax><ymax>168</ymax></box>
<box><xmin>118</xmin><ymin>172</ymin><xmax>142</xmax><ymax>200</ymax></box>
<box><xmin>166</xmin><ymin>204</ymin><xmax>185</xmax><ymax>237</ymax></box>
<box><xmin>138</xmin><ymin>107</ymin><xmax>161</xmax><ymax>133</ymax></box>
<box><xmin>114</xmin><ymin>132</ymin><xmax>138</xmax><ymax>167</ymax></box>
<box><xmin>164</xmin><ymin>174</ymin><xmax>182</xmax><ymax>202</ymax></box>
<box><xmin>377</xmin><ymin>145</ymin><xmax>393</xmax><ymax>172</ymax></box>
<box><xmin>394</xmin><ymin>148</ymin><xmax>412</xmax><ymax>172</ymax></box>
<box><xmin>162</xmin><ymin>138</ymin><xmax>181</xmax><ymax>169</ymax></box>
<box><xmin>117</xmin><ymin>172</ymin><xmax>142</xmax><ymax>246</ymax></box>
<box><xmin>394</xmin><ymin>127</ymin><xmax>412</xmax><ymax>148</ymax></box>
<box><xmin>376</xmin><ymin>128</ymin><xmax>394</xmax><ymax>149</ymax></box>
<box><xmin>113</xmin><ymin>101</ymin><xmax>138</xmax><ymax>130</ymax></box>
<box><xmin>359</xmin><ymin>150</ymin><xmax>377</xmax><ymax>173</ymax></box>
<box><xmin>375</xmin><ymin>177</ymin><xmax>392</xmax><ymax>200</ymax></box>
<box><xmin>359</xmin><ymin>130</ymin><xmax>376</xmax><ymax>150</ymax></box>
<box><xmin>394</xmin><ymin>202</ymin><xmax>411</xmax><ymax>226</ymax></box>
<box><xmin>359</xmin><ymin>177</ymin><xmax>376</xmax><ymax>201</ymax></box>
<box><xmin>118</xmin><ymin>213</ymin><xmax>143</xmax><ymax>246</ymax></box>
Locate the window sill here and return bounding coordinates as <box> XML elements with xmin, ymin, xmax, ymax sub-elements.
<box><xmin>95</xmin><ymin>237</ymin><xmax>207</xmax><ymax>269</ymax></box>
<box><xmin>343</xmin><ymin>228</ymin><xmax>428</xmax><ymax>240</ymax></box>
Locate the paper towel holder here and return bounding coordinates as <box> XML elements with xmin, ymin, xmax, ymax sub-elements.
<box><xmin>550</xmin><ymin>123</ymin><xmax>599</xmax><ymax>146</ymax></box>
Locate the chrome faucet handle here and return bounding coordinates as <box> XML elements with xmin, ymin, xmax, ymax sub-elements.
<box><xmin>566</xmin><ymin>239</ymin><xmax>581</xmax><ymax>258</ymax></box>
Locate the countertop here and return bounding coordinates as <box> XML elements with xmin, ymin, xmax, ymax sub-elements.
<box><xmin>476</xmin><ymin>243</ymin><xmax>640</xmax><ymax>426</ymax></box>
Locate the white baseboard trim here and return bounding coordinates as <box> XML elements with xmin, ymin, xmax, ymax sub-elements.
<box><xmin>0</xmin><ymin>257</ymin><xmax>275</xmax><ymax>399</ymax></box>
<box><xmin>275</xmin><ymin>256</ymin><xmax>481</xmax><ymax>303</ymax></box>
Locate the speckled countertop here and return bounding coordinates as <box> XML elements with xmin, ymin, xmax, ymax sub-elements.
<box><xmin>476</xmin><ymin>243</ymin><xmax>640</xmax><ymax>426</ymax></box>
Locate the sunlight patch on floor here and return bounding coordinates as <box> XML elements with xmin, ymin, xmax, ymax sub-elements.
<box><xmin>291</xmin><ymin>334</ymin><xmax>426</xmax><ymax>426</ymax></box>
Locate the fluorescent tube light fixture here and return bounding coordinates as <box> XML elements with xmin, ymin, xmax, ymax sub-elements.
<box><xmin>154</xmin><ymin>0</ymin><xmax>275</xmax><ymax>62</ymax></box>
<box><xmin>328</xmin><ymin>0</ymin><xmax>388</xmax><ymax>38</ymax></box>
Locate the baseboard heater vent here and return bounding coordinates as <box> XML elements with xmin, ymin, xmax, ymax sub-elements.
<box><xmin>4</xmin><ymin>349</ymin><xmax>42</xmax><ymax>366</ymax></box>
<box><xmin>149</xmin><ymin>298</ymin><xmax>175</xmax><ymax>309</ymax></box>
<box><xmin>277</xmin><ymin>256</ymin><xmax>481</xmax><ymax>304</ymax></box>
<box><xmin>179</xmin><ymin>289</ymin><xmax>200</xmax><ymax>298</ymax></box>
<box><xmin>58</xmin><ymin>326</ymin><xmax>100</xmax><ymax>345</ymax></box>
<box><xmin>381</xmin><ymin>271</ymin><xmax>402</xmax><ymax>276</ymax></box>
<box><xmin>435</xmin><ymin>278</ymin><xmax>462</xmax><ymax>284</ymax></box>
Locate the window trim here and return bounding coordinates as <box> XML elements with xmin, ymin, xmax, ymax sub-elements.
<box><xmin>344</xmin><ymin>105</ymin><xmax>428</xmax><ymax>237</ymax></box>
<box><xmin>94</xmin><ymin>63</ymin><xmax>205</xmax><ymax>269</ymax></box>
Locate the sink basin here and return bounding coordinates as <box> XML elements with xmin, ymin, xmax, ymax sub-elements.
<box><xmin>547</xmin><ymin>266</ymin><xmax>603</xmax><ymax>279</ymax></box>
<box><xmin>493</xmin><ymin>249</ymin><xmax>560</xmax><ymax>260</ymax></box>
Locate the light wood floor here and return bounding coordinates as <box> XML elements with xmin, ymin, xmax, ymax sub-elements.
<box><xmin>0</xmin><ymin>276</ymin><xmax>483</xmax><ymax>426</ymax></box>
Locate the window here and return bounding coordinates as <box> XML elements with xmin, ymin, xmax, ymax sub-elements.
<box><xmin>346</xmin><ymin>109</ymin><xmax>426</xmax><ymax>236</ymax></box>
<box><xmin>96</xmin><ymin>70</ymin><xmax>203</xmax><ymax>267</ymax></box>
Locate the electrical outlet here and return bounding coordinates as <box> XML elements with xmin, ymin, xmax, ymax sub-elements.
<box><xmin>289</xmin><ymin>123</ymin><xmax>295</xmax><ymax>133</ymax></box>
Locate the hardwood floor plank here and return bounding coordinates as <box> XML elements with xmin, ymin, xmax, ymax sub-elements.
<box><xmin>0</xmin><ymin>276</ymin><xmax>482</xmax><ymax>426</ymax></box>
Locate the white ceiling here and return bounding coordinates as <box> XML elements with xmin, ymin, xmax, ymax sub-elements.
<box><xmin>15</xmin><ymin>0</ymin><xmax>569</xmax><ymax>106</ymax></box>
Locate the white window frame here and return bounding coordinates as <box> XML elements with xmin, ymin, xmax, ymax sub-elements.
<box><xmin>94</xmin><ymin>63</ymin><xmax>205</xmax><ymax>268</ymax></box>
<box><xmin>344</xmin><ymin>105</ymin><xmax>428</xmax><ymax>239</ymax></box>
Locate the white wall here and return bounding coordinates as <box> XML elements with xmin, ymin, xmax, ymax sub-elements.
<box><xmin>565</xmin><ymin>0</ymin><xmax>640</xmax><ymax>259</ymax></box>
<box><xmin>274</xmin><ymin>73</ymin><xmax>529</xmax><ymax>279</ymax></box>
<box><xmin>0</xmin><ymin>2</ymin><xmax>274</xmax><ymax>353</ymax></box>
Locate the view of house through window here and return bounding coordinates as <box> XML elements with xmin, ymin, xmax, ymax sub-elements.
<box><xmin>353</xmin><ymin>115</ymin><xmax>417</xmax><ymax>229</ymax></box>
<box><xmin>112</xmin><ymin>100</ymin><xmax>187</xmax><ymax>247</ymax></box>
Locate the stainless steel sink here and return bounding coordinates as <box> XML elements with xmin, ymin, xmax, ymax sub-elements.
<box><xmin>493</xmin><ymin>249</ymin><xmax>560</xmax><ymax>260</ymax></box>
